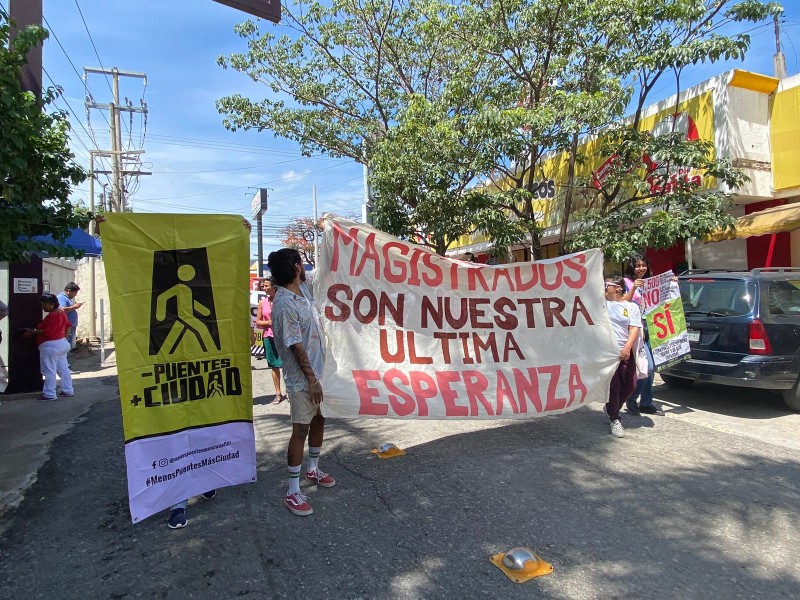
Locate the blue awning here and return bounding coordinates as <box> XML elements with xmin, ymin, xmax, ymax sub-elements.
<box><xmin>24</xmin><ymin>227</ymin><xmax>102</xmax><ymax>257</ymax></box>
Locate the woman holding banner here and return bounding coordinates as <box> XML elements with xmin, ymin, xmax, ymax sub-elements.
<box><xmin>256</xmin><ymin>278</ymin><xmax>286</xmax><ymax>405</ymax></box>
<box><xmin>623</xmin><ymin>255</ymin><xmax>659</xmax><ymax>416</ymax></box>
<box><xmin>604</xmin><ymin>276</ymin><xmax>642</xmax><ymax>439</ymax></box>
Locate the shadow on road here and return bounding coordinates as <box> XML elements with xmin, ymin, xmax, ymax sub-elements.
<box><xmin>653</xmin><ymin>379</ymin><xmax>792</xmax><ymax>420</ymax></box>
<box><xmin>1</xmin><ymin>396</ymin><xmax>798</xmax><ymax>600</ymax></box>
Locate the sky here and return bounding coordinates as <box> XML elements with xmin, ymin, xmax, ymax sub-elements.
<box><xmin>11</xmin><ymin>1</ymin><xmax>800</xmax><ymax>258</ymax></box>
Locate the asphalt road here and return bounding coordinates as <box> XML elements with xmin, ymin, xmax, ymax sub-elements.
<box><xmin>0</xmin><ymin>358</ymin><xmax>798</xmax><ymax>599</ymax></box>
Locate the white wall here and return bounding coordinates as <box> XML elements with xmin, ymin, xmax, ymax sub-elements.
<box><xmin>74</xmin><ymin>258</ymin><xmax>112</xmax><ymax>342</ymax></box>
<box><xmin>714</xmin><ymin>78</ymin><xmax>774</xmax><ymax>201</ymax></box>
<box><xmin>691</xmin><ymin>238</ymin><xmax>748</xmax><ymax>270</ymax></box>
<box><xmin>42</xmin><ymin>258</ymin><xmax>77</xmax><ymax>295</ymax></box>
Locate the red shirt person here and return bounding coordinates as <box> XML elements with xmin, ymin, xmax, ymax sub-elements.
<box><xmin>23</xmin><ymin>294</ymin><xmax>74</xmax><ymax>401</ymax></box>
<box><xmin>36</xmin><ymin>307</ymin><xmax>71</xmax><ymax>345</ymax></box>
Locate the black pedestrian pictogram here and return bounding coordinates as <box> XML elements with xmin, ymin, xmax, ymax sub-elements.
<box><xmin>149</xmin><ymin>249</ymin><xmax>220</xmax><ymax>356</ymax></box>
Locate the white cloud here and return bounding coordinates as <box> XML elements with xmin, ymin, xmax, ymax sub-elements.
<box><xmin>281</xmin><ymin>169</ymin><xmax>311</xmax><ymax>182</ymax></box>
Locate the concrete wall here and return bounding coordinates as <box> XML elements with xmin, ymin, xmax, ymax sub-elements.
<box><xmin>42</xmin><ymin>258</ymin><xmax>77</xmax><ymax>295</ymax></box>
<box><xmin>691</xmin><ymin>238</ymin><xmax>748</xmax><ymax>270</ymax></box>
<box><xmin>74</xmin><ymin>258</ymin><xmax>112</xmax><ymax>342</ymax></box>
<box><xmin>691</xmin><ymin>205</ymin><xmax>748</xmax><ymax>270</ymax></box>
<box><xmin>726</xmin><ymin>86</ymin><xmax>773</xmax><ymax>201</ymax></box>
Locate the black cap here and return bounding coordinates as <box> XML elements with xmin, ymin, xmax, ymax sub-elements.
<box><xmin>65</xmin><ymin>282</ymin><xmax>80</xmax><ymax>291</ymax></box>
<box><xmin>40</xmin><ymin>293</ymin><xmax>59</xmax><ymax>304</ymax></box>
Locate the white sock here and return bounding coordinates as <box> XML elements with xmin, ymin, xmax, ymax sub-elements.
<box><xmin>308</xmin><ymin>447</ymin><xmax>321</xmax><ymax>473</ymax></box>
<box><xmin>287</xmin><ymin>465</ymin><xmax>301</xmax><ymax>495</ymax></box>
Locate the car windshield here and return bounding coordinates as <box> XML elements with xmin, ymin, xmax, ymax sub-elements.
<box><xmin>679</xmin><ymin>279</ymin><xmax>754</xmax><ymax>317</ymax></box>
<box><xmin>767</xmin><ymin>280</ymin><xmax>800</xmax><ymax>315</ymax></box>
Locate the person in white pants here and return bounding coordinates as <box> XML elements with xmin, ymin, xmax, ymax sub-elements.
<box><xmin>23</xmin><ymin>294</ymin><xmax>73</xmax><ymax>401</ymax></box>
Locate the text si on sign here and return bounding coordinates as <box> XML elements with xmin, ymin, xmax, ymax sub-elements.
<box><xmin>212</xmin><ymin>0</ymin><xmax>280</xmax><ymax>23</ymax></box>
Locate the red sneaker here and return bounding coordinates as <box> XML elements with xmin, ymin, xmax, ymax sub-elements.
<box><xmin>284</xmin><ymin>492</ymin><xmax>313</xmax><ymax>516</ymax></box>
<box><xmin>306</xmin><ymin>469</ymin><xmax>336</xmax><ymax>488</ymax></box>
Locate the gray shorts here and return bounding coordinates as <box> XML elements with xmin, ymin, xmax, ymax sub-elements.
<box><xmin>289</xmin><ymin>388</ymin><xmax>322</xmax><ymax>424</ymax></box>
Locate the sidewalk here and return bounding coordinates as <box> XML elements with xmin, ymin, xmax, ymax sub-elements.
<box><xmin>0</xmin><ymin>343</ymin><xmax>118</xmax><ymax>522</ymax></box>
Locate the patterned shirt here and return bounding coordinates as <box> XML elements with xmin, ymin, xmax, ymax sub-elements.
<box><xmin>271</xmin><ymin>279</ymin><xmax>325</xmax><ymax>392</ymax></box>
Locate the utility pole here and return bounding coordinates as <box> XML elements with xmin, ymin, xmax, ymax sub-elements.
<box><xmin>774</xmin><ymin>13</ymin><xmax>787</xmax><ymax>80</ymax></box>
<box><xmin>313</xmin><ymin>185</ymin><xmax>320</xmax><ymax>265</ymax></box>
<box><xmin>85</xmin><ymin>148</ymin><xmax>147</xmax><ymax>340</ymax></box>
<box><xmin>251</xmin><ymin>189</ymin><xmax>268</xmax><ymax>277</ymax></box>
<box><xmin>89</xmin><ymin>153</ymin><xmax>96</xmax><ymax>341</ymax></box>
<box><xmin>5</xmin><ymin>0</ymin><xmax>44</xmax><ymax>394</ymax></box>
<box><xmin>8</xmin><ymin>0</ymin><xmax>42</xmax><ymax>97</ymax></box>
<box><xmin>84</xmin><ymin>67</ymin><xmax>148</xmax><ymax>211</ymax></box>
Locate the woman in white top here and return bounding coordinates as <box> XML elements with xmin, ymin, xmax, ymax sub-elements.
<box><xmin>604</xmin><ymin>275</ymin><xmax>642</xmax><ymax>439</ymax></box>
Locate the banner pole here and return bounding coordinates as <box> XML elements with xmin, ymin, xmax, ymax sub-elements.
<box><xmin>100</xmin><ymin>298</ymin><xmax>106</xmax><ymax>365</ymax></box>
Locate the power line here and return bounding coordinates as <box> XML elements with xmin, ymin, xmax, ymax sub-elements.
<box><xmin>40</xmin><ymin>15</ymin><xmax>84</xmax><ymax>84</ymax></box>
<box><xmin>73</xmin><ymin>0</ymin><xmax>132</xmax><ymax>140</ymax></box>
<box><xmin>76</xmin><ymin>129</ymin><xmax>342</xmax><ymax>159</ymax></box>
<box><xmin>39</xmin><ymin>12</ymin><xmax>112</xmax><ymax>147</ymax></box>
<box><xmin>134</xmin><ymin>160</ymin><xmax>353</xmax><ymax>201</ymax></box>
<box><xmin>41</xmin><ymin>65</ymin><xmax>96</xmax><ymax>157</ymax></box>
<box><xmin>146</xmin><ymin>156</ymin><xmax>333</xmax><ymax>174</ymax></box>
<box><xmin>133</xmin><ymin>173</ymin><xmax>364</xmax><ymax>217</ymax></box>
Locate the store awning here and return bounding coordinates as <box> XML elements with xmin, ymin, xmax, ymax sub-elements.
<box><xmin>705</xmin><ymin>203</ymin><xmax>800</xmax><ymax>243</ymax></box>
<box><xmin>21</xmin><ymin>227</ymin><xmax>103</xmax><ymax>257</ymax></box>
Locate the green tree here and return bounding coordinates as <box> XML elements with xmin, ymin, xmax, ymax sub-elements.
<box><xmin>368</xmin><ymin>95</ymin><xmax>497</xmax><ymax>254</ymax></box>
<box><xmin>0</xmin><ymin>11</ymin><xmax>88</xmax><ymax>262</ymax></box>
<box><xmin>217</xmin><ymin>0</ymin><xmax>780</xmax><ymax>262</ymax></box>
<box><xmin>454</xmin><ymin>0</ymin><xmax>780</xmax><ymax>260</ymax></box>
<box><xmin>557</xmin><ymin>0</ymin><xmax>783</xmax><ymax>261</ymax></box>
<box><xmin>278</xmin><ymin>212</ymin><xmax>358</xmax><ymax>266</ymax></box>
<box><xmin>446</xmin><ymin>0</ymin><xmax>624</xmax><ymax>259</ymax></box>
<box><xmin>217</xmin><ymin>0</ymin><xmax>478</xmax><ymax>159</ymax></box>
<box><xmin>217</xmin><ymin>0</ymin><xmax>501</xmax><ymax>254</ymax></box>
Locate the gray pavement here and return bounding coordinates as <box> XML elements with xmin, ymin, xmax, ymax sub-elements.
<box><xmin>0</xmin><ymin>354</ymin><xmax>799</xmax><ymax>599</ymax></box>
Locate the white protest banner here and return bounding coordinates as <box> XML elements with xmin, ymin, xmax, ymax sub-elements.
<box><xmin>314</xmin><ymin>217</ymin><xmax>620</xmax><ymax>420</ymax></box>
<box><xmin>641</xmin><ymin>271</ymin><xmax>690</xmax><ymax>371</ymax></box>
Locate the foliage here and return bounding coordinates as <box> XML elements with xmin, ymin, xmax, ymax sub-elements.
<box><xmin>368</xmin><ymin>95</ymin><xmax>497</xmax><ymax>254</ymax></box>
<box><xmin>217</xmin><ymin>0</ymin><xmax>503</xmax><ymax>254</ymax></box>
<box><xmin>448</xmin><ymin>0</ymin><xmax>629</xmax><ymax>258</ymax></box>
<box><xmin>558</xmin><ymin>0</ymin><xmax>782</xmax><ymax>258</ymax></box>
<box><xmin>278</xmin><ymin>215</ymin><xmax>317</xmax><ymax>266</ymax></box>
<box><xmin>217</xmin><ymin>0</ymin><xmax>782</xmax><ymax>261</ymax></box>
<box><xmin>278</xmin><ymin>212</ymin><xmax>357</xmax><ymax>265</ymax></box>
<box><xmin>0</xmin><ymin>11</ymin><xmax>88</xmax><ymax>262</ymax></box>
<box><xmin>217</xmin><ymin>0</ymin><xmax>482</xmax><ymax>159</ymax></box>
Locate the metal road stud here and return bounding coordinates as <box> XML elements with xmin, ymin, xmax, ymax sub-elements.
<box><xmin>490</xmin><ymin>547</ymin><xmax>553</xmax><ymax>583</ymax></box>
<box><xmin>370</xmin><ymin>442</ymin><xmax>406</xmax><ymax>458</ymax></box>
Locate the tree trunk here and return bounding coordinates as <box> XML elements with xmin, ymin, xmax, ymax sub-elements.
<box><xmin>557</xmin><ymin>132</ymin><xmax>580</xmax><ymax>256</ymax></box>
<box><xmin>529</xmin><ymin>229</ymin><xmax>542</xmax><ymax>261</ymax></box>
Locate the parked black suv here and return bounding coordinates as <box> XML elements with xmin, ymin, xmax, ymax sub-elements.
<box><xmin>661</xmin><ymin>268</ymin><xmax>800</xmax><ymax>411</ymax></box>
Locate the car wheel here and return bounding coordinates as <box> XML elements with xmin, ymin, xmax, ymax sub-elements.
<box><xmin>660</xmin><ymin>374</ymin><xmax>694</xmax><ymax>389</ymax></box>
<box><xmin>781</xmin><ymin>380</ymin><xmax>800</xmax><ymax>412</ymax></box>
